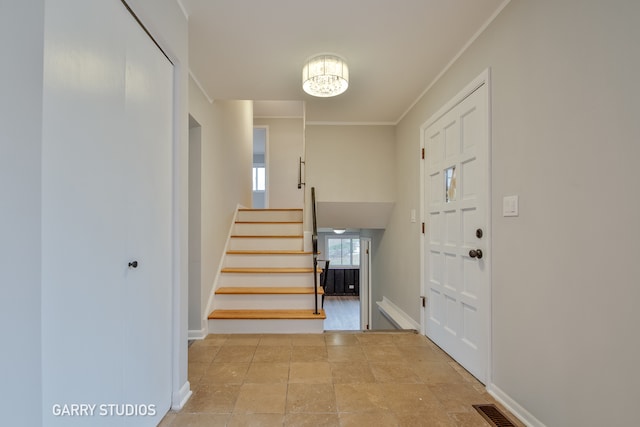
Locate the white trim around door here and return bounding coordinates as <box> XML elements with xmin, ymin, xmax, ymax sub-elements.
<box><xmin>360</xmin><ymin>237</ymin><xmax>372</xmax><ymax>330</ymax></box>
<box><xmin>419</xmin><ymin>68</ymin><xmax>492</xmax><ymax>384</ymax></box>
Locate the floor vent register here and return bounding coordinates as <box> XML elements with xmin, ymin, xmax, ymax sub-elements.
<box><xmin>472</xmin><ymin>404</ymin><xmax>517</xmax><ymax>427</ymax></box>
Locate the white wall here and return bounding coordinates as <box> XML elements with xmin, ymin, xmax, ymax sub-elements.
<box><xmin>252</xmin><ymin>191</ymin><xmax>266</xmax><ymax>209</ymax></box>
<box><xmin>190</xmin><ymin>79</ymin><xmax>253</xmax><ymax>328</ymax></box>
<box><xmin>385</xmin><ymin>0</ymin><xmax>640</xmax><ymax>425</ymax></box>
<box><xmin>188</xmin><ymin>124</ymin><xmax>203</xmax><ymax>332</ymax></box>
<box><xmin>305</xmin><ymin>125</ymin><xmax>396</xmax><ymax>234</ymax></box>
<box><xmin>306</xmin><ymin>125</ymin><xmax>396</xmax><ymax>203</ymax></box>
<box><xmin>0</xmin><ymin>2</ymin><xmax>45</xmax><ymax>425</ymax></box>
<box><xmin>254</xmin><ymin>118</ymin><xmax>305</xmax><ymax>209</ymax></box>
<box><xmin>304</xmin><ymin>125</ymin><xmax>397</xmax><ymax>328</ymax></box>
<box><xmin>305</xmin><ymin>125</ymin><xmax>397</xmax><ymax>326</ymax></box>
<box><xmin>1</xmin><ymin>0</ymin><xmax>191</xmax><ymax>421</ymax></box>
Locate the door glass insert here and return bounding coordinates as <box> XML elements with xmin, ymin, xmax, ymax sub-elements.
<box><xmin>445</xmin><ymin>166</ymin><xmax>457</xmax><ymax>202</ymax></box>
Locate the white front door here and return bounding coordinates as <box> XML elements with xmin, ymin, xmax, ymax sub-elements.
<box><xmin>422</xmin><ymin>75</ymin><xmax>490</xmax><ymax>382</ymax></box>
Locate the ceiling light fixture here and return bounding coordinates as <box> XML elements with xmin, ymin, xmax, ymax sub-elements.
<box><xmin>302</xmin><ymin>54</ymin><xmax>349</xmax><ymax>98</ymax></box>
<box><xmin>333</xmin><ymin>229</ymin><xmax>346</xmax><ymax>234</ymax></box>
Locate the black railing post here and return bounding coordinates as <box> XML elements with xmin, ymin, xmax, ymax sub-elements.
<box><xmin>311</xmin><ymin>187</ymin><xmax>319</xmax><ymax>315</ymax></box>
<box><xmin>313</xmin><ymin>251</ymin><xmax>318</xmax><ymax>315</ymax></box>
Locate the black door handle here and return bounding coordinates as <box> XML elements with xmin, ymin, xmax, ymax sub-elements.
<box><xmin>469</xmin><ymin>249</ymin><xmax>483</xmax><ymax>259</ymax></box>
<box><xmin>128</xmin><ymin>261</ymin><xmax>138</xmax><ymax>268</ymax></box>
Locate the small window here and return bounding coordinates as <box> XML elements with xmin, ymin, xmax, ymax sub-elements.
<box><xmin>445</xmin><ymin>165</ymin><xmax>456</xmax><ymax>202</ymax></box>
<box><xmin>326</xmin><ymin>236</ymin><xmax>360</xmax><ymax>267</ymax></box>
<box><xmin>252</xmin><ymin>166</ymin><xmax>265</xmax><ymax>191</ymax></box>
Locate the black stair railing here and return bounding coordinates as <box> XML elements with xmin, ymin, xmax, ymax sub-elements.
<box><xmin>319</xmin><ymin>259</ymin><xmax>330</xmax><ymax>308</ymax></box>
<box><xmin>311</xmin><ymin>187</ymin><xmax>320</xmax><ymax>315</ymax></box>
<box><xmin>298</xmin><ymin>157</ymin><xmax>305</xmax><ymax>189</ymax></box>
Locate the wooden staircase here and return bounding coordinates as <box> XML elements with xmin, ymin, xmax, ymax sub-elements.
<box><xmin>208</xmin><ymin>208</ymin><xmax>325</xmax><ymax>334</ymax></box>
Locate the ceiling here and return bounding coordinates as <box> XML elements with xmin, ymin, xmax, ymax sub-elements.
<box><xmin>180</xmin><ymin>0</ymin><xmax>506</xmax><ymax>124</ymax></box>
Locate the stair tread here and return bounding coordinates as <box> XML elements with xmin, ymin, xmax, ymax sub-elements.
<box><xmin>221</xmin><ymin>267</ymin><xmax>323</xmax><ymax>273</ymax></box>
<box><xmin>231</xmin><ymin>235</ymin><xmax>303</xmax><ymax>238</ymax></box>
<box><xmin>209</xmin><ymin>309</ymin><xmax>326</xmax><ymax>320</ymax></box>
<box><xmin>239</xmin><ymin>208</ymin><xmax>302</xmax><ymax>212</ymax></box>
<box><xmin>235</xmin><ymin>221</ymin><xmax>302</xmax><ymax>224</ymax></box>
<box><xmin>212</xmin><ymin>207</ymin><xmax>323</xmax><ymax>331</ymax></box>
<box><xmin>216</xmin><ymin>286</ymin><xmax>324</xmax><ymax>295</ymax></box>
<box><xmin>226</xmin><ymin>250</ymin><xmax>314</xmax><ymax>255</ymax></box>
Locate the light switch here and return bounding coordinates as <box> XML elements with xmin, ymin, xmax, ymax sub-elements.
<box><xmin>410</xmin><ymin>209</ymin><xmax>417</xmax><ymax>223</ymax></box>
<box><xmin>503</xmin><ymin>195</ymin><xmax>519</xmax><ymax>217</ymax></box>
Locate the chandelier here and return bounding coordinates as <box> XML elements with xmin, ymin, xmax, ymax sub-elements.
<box><xmin>302</xmin><ymin>54</ymin><xmax>349</xmax><ymax>98</ymax></box>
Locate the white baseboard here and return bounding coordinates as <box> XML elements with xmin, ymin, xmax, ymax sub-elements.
<box><xmin>171</xmin><ymin>381</ymin><xmax>192</xmax><ymax>411</ymax></box>
<box><xmin>188</xmin><ymin>328</ymin><xmax>207</xmax><ymax>340</ymax></box>
<box><xmin>487</xmin><ymin>383</ymin><xmax>545</xmax><ymax>427</ymax></box>
<box><xmin>376</xmin><ymin>296</ymin><xmax>420</xmax><ymax>330</ymax></box>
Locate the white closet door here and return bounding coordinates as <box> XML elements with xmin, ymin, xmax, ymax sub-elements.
<box><xmin>42</xmin><ymin>0</ymin><xmax>129</xmax><ymax>418</ymax></box>
<box><xmin>41</xmin><ymin>1</ymin><xmax>173</xmax><ymax>425</ymax></box>
<box><xmin>123</xmin><ymin>10</ymin><xmax>173</xmax><ymax>420</ymax></box>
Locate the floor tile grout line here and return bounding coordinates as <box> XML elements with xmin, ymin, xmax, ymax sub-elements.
<box><xmin>177</xmin><ymin>332</ymin><xmax>524</xmax><ymax>427</ymax></box>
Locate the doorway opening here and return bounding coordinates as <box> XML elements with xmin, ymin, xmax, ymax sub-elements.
<box><xmin>319</xmin><ymin>229</ymin><xmax>371</xmax><ymax>330</ymax></box>
<box><xmin>252</xmin><ymin>126</ymin><xmax>268</xmax><ymax>208</ymax></box>
<box><xmin>188</xmin><ymin>115</ymin><xmax>204</xmax><ymax>338</ymax></box>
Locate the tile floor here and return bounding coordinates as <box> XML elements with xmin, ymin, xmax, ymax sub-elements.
<box><xmin>159</xmin><ymin>332</ymin><xmax>522</xmax><ymax>427</ymax></box>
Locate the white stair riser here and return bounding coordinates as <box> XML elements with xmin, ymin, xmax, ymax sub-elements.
<box><xmin>224</xmin><ymin>254</ymin><xmax>313</xmax><ymax>268</ymax></box>
<box><xmin>233</xmin><ymin>222</ymin><xmax>302</xmax><ymax>236</ymax></box>
<box><xmin>218</xmin><ymin>273</ymin><xmax>320</xmax><ymax>287</ymax></box>
<box><xmin>213</xmin><ymin>294</ymin><xmax>322</xmax><ymax>310</ymax></box>
<box><xmin>237</xmin><ymin>210</ymin><xmax>303</xmax><ymax>223</ymax></box>
<box><xmin>228</xmin><ymin>237</ymin><xmax>303</xmax><ymax>251</ymax></box>
<box><xmin>208</xmin><ymin>318</ymin><xmax>324</xmax><ymax>334</ymax></box>
<box><xmin>207</xmin><ymin>207</ymin><xmax>325</xmax><ymax>334</ymax></box>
